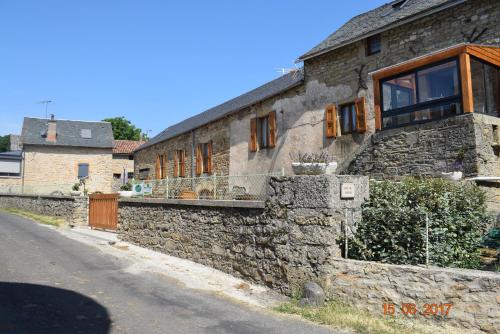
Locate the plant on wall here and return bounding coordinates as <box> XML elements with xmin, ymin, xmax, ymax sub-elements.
<box><xmin>346</xmin><ymin>178</ymin><xmax>491</xmax><ymax>269</ymax></box>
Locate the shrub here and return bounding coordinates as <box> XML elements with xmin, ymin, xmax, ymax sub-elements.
<box><xmin>72</xmin><ymin>183</ymin><xmax>80</xmax><ymax>191</ymax></box>
<box><xmin>348</xmin><ymin>178</ymin><xmax>491</xmax><ymax>269</ymax></box>
<box><xmin>120</xmin><ymin>182</ymin><xmax>132</xmax><ymax>191</ymax></box>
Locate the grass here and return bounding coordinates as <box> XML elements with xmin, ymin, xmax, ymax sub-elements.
<box><xmin>0</xmin><ymin>208</ymin><xmax>65</xmax><ymax>227</ymax></box>
<box><xmin>275</xmin><ymin>299</ymin><xmax>469</xmax><ymax>334</ymax></box>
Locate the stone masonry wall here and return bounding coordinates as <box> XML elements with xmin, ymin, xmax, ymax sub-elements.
<box><xmin>343</xmin><ymin>113</ymin><xmax>500</xmax><ymax>179</ymax></box>
<box><xmin>321</xmin><ymin>259</ymin><xmax>500</xmax><ymax>333</ymax></box>
<box><xmin>118</xmin><ymin>175</ymin><xmax>369</xmax><ymax>294</ymax></box>
<box><xmin>0</xmin><ymin>194</ymin><xmax>88</xmax><ymax>226</ymax></box>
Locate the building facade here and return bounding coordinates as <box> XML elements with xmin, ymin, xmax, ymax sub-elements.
<box><xmin>135</xmin><ymin>0</ymin><xmax>499</xmax><ymax>189</ymax></box>
<box><xmin>112</xmin><ymin>140</ymin><xmax>145</xmax><ymax>191</ymax></box>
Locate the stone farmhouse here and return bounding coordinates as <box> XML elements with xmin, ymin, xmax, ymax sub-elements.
<box><xmin>112</xmin><ymin>140</ymin><xmax>145</xmax><ymax>191</ymax></box>
<box><xmin>134</xmin><ymin>0</ymin><xmax>499</xmax><ymax>189</ymax></box>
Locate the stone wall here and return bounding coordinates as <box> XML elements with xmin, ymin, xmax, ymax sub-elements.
<box><xmin>0</xmin><ymin>194</ymin><xmax>88</xmax><ymax>226</ymax></box>
<box><xmin>23</xmin><ymin>145</ymin><xmax>113</xmax><ymax>193</ymax></box>
<box><xmin>321</xmin><ymin>259</ymin><xmax>500</xmax><ymax>333</ymax></box>
<box><xmin>343</xmin><ymin>113</ymin><xmax>500</xmax><ymax>179</ymax></box>
<box><xmin>118</xmin><ymin>175</ymin><xmax>369</xmax><ymax>294</ymax></box>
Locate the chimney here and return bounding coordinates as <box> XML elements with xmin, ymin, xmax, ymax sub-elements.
<box><xmin>46</xmin><ymin>115</ymin><xmax>57</xmax><ymax>142</ymax></box>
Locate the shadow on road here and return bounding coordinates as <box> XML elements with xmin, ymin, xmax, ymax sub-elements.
<box><xmin>0</xmin><ymin>282</ymin><xmax>111</xmax><ymax>334</ymax></box>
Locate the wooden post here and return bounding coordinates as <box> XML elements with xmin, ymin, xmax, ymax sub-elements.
<box><xmin>460</xmin><ymin>53</ymin><xmax>474</xmax><ymax>113</ymax></box>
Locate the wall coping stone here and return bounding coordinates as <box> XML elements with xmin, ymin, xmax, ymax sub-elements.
<box><xmin>0</xmin><ymin>193</ymin><xmax>77</xmax><ymax>201</ymax></box>
<box><xmin>331</xmin><ymin>257</ymin><xmax>500</xmax><ymax>279</ymax></box>
<box><xmin>118</xmin><ymin>197</ymin><xmax>265</xmax><ymax>209</ymax></box>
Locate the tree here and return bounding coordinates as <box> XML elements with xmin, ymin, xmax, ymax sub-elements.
<box><xmin>0</xmin><ymin>135</ymin><xmax>10</xmax><ymax>152</ymax></box>
<box><xmin>102</xmin><ymin>117</ymin><xmax>144</xmax><ymax>141</ymax></box>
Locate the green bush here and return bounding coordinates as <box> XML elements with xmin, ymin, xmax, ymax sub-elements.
<box><xmin>348</xmin><ymin>178</ymin><xmax>491</xmax><ymax>269</ymax></box>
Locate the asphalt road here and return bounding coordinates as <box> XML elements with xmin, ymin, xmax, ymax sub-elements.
<box><xmin>0</xmin><ymin>212</ymin><xmax>337</xmax><ymax>334</ymax></box>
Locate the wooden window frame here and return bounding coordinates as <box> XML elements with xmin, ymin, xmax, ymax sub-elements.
<box><xmin>155</xmin><ymin>154</ymin><xmax>167</xmax><ymax>179</ymax></box>
<box><xmin>174</xmin><ymin>149</ymin><xmax>186</xmax><ymax>178</ymax></box>
<box><xmin>252</xmin><ymin>111</ymin><xmax>277</xmax><ymax>151</ymax></box>
<box><xmin>372</xmin><ymin>44</ymin><xmax>500</xmax><ymax>130</ymax></box>
<box><xmin>339</xmin><ymin>103</ymin><xmax>358</xmax><ymax>134</ymax></box>
<box><xmin>196</xmin><ymin>142</ymin><xmax>212</xmax><ymax>175</ymax></box>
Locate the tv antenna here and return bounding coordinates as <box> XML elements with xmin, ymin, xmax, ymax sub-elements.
<box><xmin>38</xmin><ymin>100</ymin><xmax>53</xmax><ymax>119</ymax></box>
<box><xmin>275</xmin><ymin>66</ymin><xmax>303</xmax><ymax>79</ymax></box>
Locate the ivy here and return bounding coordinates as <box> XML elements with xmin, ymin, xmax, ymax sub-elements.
<box><xmin>347</xmin><ymin>178</ymin><xmax>491</xmax><ymax>269</ymax></box>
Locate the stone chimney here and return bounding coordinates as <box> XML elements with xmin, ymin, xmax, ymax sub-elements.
<box><xmin>46</xmin><ymin>114</ymin><xmax>57</xmax><ymax>142</ymax></box>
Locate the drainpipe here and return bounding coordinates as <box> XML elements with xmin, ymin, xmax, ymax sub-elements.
<box><xmin>21</xmin><ymin>150</ymin><xmax>25</xmax><ymax>193</ymax></box>
<box><xmin>191</xmin><ymin>131</ymin><xmax>195</xmax><ymax>190</ymax></box>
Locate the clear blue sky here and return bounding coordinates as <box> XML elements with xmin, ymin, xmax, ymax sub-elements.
<box><xmin>0</xmin><ymin>0</ymin><xmax>387</xmax><ymax>138</ymax></box>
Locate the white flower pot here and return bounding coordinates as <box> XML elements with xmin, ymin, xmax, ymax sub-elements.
<box><xmin>441</xmin><ymin>171</ymin><xmax>463</xmax><ymax>181</ymax></box>
<box><xmin>291</xmin><ymin>162</ymin><xmax>338</xmax><ymax>175</ymax></box>
<box><xmin>119</xmin><ymin>191</ymin><xmax>133</xmax><ymax>197</ymax></box>
<box><xmin>70</xmin><ymin>191</ymin><xmax>81</xmax><ymax>196</ymax></box>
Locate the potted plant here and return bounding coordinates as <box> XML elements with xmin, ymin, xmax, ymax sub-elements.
<box><xmin>70</xmin><ymin>183</ymin><xmax>81</xmax><ymax>196</ymax></box>
<box><xmin>119</xmin><ymin>182</ymin><xmax>133</xmax><ymax>197</ymax></box>
<box><xmin>441</xmin><ymin>150</ymin><xmax>464</xmax><ymax>181</ymax></box>
<box><xmin>290</xmin><ymin>151</ymin><xmax>337</xmax><ymax>175</ymax></box>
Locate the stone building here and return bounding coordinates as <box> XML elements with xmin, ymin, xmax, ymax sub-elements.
<box><xmin>16</xmin><ymin>116</ymin><xmax>114</xmax><ymax>193</ymax></box>
<box><xmin>135</xmin><ymin>0</ymin><xmax>499</xmax><ymax>192</ymax></box>
<box><xmin>112</xmin><ymin>140</ymin><xmax>145</xmax><ymax>191</ymax></box>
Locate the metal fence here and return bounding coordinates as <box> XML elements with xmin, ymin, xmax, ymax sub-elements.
<box><xmin>0</xmin><ymin>183</ymin><xmax>77</xmax><ymax>196</ymax></box>
<box><xmin>144</xmin><ymin>172</ymin><xmax>283</xmax><ymax>201</ymax></box>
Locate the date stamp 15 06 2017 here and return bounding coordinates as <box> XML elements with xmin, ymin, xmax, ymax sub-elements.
<box><xmin>383</xmin><ymin>303</ymin><xmax>453</xmax><ymax>317</ymax></box>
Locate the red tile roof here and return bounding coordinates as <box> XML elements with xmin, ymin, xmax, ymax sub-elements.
<box><xmin>113</xmin><ymin>140</ymin><xmax>146</xmax><ymax>154</ymax></box>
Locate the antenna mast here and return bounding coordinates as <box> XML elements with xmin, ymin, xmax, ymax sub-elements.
<box><xmin>38</xmin><ymin>100</ymin><xmax>53</xmax><ymax>119</ymax></box>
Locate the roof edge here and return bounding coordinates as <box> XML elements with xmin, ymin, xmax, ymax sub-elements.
<box><xmin>297</xmin><ymin>0</ymin><xmax>466</xmax><ymax>62</ymax></box>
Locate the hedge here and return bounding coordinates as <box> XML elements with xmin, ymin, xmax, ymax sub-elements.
<box><xmin>347</xmin><ymin>178</ymin><xmax>491</xmax><ymax>269</ymax></box>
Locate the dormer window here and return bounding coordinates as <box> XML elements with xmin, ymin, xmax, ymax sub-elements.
<box><xmin>81</xmin><ymin>129</ymin><xmax>92</xmax><ymax>139</ymax></box>
<box><xmin>392</xmin><ymin>0</ymin><xmax>409</xmax><ymax>10</ymax></box>
<box><xmin>366</xmin><ymin>34</ymin><xmax>381</xmax><ymax>56</ymax></box>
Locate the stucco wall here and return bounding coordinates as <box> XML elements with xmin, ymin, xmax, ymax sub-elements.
<box><xmin>23</xmin><ymin>145</ymin><xmax>113</xmax><ymax>193</ymax></box>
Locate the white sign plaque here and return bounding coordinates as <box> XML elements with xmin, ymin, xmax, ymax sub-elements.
<box><xmin>341</xmin><ymin>183</ymin><xmax>355</xmax><ymax>199</ymax></box>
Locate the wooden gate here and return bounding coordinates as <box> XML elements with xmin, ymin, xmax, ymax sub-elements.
<box><xmin>89</xmin><ymin>193</ymin><xmax>118</xmax><ymax>230</ymax></box>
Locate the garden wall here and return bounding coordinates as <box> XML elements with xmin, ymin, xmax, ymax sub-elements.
<box><xmin>0</xmin><ymin>194</ymin><xmax>88</xmax><ymax>226</ymax></box>
<box><xmin>322</xmin><ymin>259</ymin><xmax>500</xmax><ymax>333</ymax></box>
<box><xmin>118</xmin><ymin>175</ymin><xmax>369</xmax><ymax>294</ymax></box>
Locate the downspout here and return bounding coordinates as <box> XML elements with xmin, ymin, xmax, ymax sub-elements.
<box><xmin>191</xmin><ymin>130</ymin><xmax>195</xmax><ymax>188</ymax></box>
<box><xmin>21</xmin><ymin>150</ymin><xmax>25</xmax><ymax>193</ymax></box>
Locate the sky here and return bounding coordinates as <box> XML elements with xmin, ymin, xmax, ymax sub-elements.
<box><xmin>0</xmin><ymin>0</ymin><xmax>387</xmax><ymax>138</ymax></box>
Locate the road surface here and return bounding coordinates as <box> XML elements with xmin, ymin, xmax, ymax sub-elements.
<box><xmin>0</xmin><ymin>212</ymin><xmax>337</xmax><ymax>334</ymax></box>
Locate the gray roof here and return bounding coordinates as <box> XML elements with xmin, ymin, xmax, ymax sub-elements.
<box><xmin>0</xmin><ymin>150</ymin><xmax>22</xmax><ymax>160</ymax></box>
<box><xmin>21</xmin><ymin>117</ymin><xmax>114</xmax><ymax>149</ymax></box>
<box><xmin>299</xmin><ymin>0</ymin><xmax>466</xmax><ymax>61</ymax></box>
<box><xmin>137</xmin><ymin>70</ymin><xmax>304</xmax><ymax>151</ymax></box>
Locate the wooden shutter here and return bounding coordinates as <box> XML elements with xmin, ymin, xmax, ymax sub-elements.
<box><xmin>162</xmin><ymin>154</ymin><xmax>167</xmax><ymax>178</ymax></box>
<box><xmin>206</xmin><ymin>142</ymin><xmax>213</xmax><ymax>174</ymax></box>
<box><xmin>195</xmin><ymin>144</ymin><xmax>202</xmax><ymax>176</ymax></box>
<box><xmin>268</xmin><ymin>111</ymin><xmax>276</xmax><ymax>148</ymax></box>
<box><xmin>249</xmin><ymin>118</ymin><xmax>257</xmax><ymax>152</ymax></box>
<box><xmin>355</xmin><ymin>97</ymin><xmax>367</xmax><ymax>133</ymax></box>
<box><xmin>155</xmin><ymin>155</ymin><xmax>160</xmax><ymax>179</ymax></box>
<box><xmin>325</xmin><ymin>104</ymin><xmax>338</xmax><ymax>138</ymax></box>
<box><xmin>173</xmin><ymin>151</ymin><xmax>179</xmax><ymax>177</ymax></box>
<box><xmin>180</xmin><ymin>150</ymin><xmax>185</xmax><ymax>177</ymax></box>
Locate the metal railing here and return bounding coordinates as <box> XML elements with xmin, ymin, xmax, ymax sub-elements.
<box><xmin>140</xmin><ymin>172</ymin><xmax>284</xmax><ymax>201</ymax></box>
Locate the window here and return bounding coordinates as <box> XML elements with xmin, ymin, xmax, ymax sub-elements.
<box><xmin>380</xmin><ymin>59</ymin><xmax>462</xmax><ymax>129</ymax></box>
<box><xmin>196</xmin><ymin>142</ymin><xmax>212</xmax><ymax>175</ymax></box>
<box><xmin>155</xmin><ymin>154</ymin><xmax>167</xmax><ymax>179</ymax></box>
<box><xmin>128</xmin><ymin>155</ymin><xmax>134</xmax><ymax>160</ymax></box>
<box><xmin>250</xmin><ymin>111</ymin><xmax>276</xmax><ymax>151</ymax></box>
<box><xmin>0</xmin><ymin>160</ymin><xmax>21</xmax><ymax>177</ymax></box>
<box><xmin>174</xmin><ymin>149</ymin><xmax>186</xmax><ymax>177</ymax></box>
<box><xmin>127</xmin><ymin>172</ymin><xmax>134</xmax><ymax>180</ymax></box>
<box><xmin>113</xmin><ymin>173</ymin><xmax>121</xmax><ymax>179</ymax></box>
<box><xmin>340</xmin><ymin>103</ymin><xmax>357</xmax><ymax>134</ymax></box>
<box><xmin>258</xmin><ymin>116</ymin><xmax>269</xmax><ymax>148</ymax></box>
<box><xmin>471</xmin><ymin>57</ymin><xmax>500</xmax><ymax>116</ymax></box>
<box><xmin>139</xmin><ymin>168</ymin><xmax>150</xmax><ymax>180</ymax></box>
<box><xmin>78</xmin><ymin>163</ymin><xmax>89</xmax><ymax>179</ymax></box>
<box><xmin>366</xmin><ymin>34</ymin><xmax>381</xmax><ymax>56</ymax></box>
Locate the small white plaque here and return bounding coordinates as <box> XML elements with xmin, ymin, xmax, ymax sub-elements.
<box><xmin>341</xmin><ymin>183</ymin><xmax>355</xmax><ymax>199</ymax></box>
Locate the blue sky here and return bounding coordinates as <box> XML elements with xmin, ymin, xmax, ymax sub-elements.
<box><xmin>0</xmin><ymin>0</ymin><xmax>387</xmax><ymax>137</ymax></box>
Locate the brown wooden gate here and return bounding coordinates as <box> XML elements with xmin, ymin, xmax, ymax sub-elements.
<box><xmin>89</xmin><ymin>193</ymin><xmax>118</xmax><ymax>230</ymax></box>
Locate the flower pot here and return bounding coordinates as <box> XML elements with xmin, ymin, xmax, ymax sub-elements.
<box><xmin>441</xmin><ymin>171</ymin><xmax>463</xmax><ymax>181</ymax></box>
<box><xmin>292</xmin><ymin>162</ymin><xmax>337</xmax><ymax>175</ymax></box>
<box><xmin>70</xmin><ymin>191</ymin><xmax>81</xmax><ymax>196</ymax></box>
<box><xmin>119</xmin><ymin>191</ymin><xmax>133</xmax><ymax>197</ymax></box>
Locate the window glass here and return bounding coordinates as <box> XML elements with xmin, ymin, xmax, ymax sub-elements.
<box><xmin>113</xmin><ymin>173</ymin><xmax>121</xmax><ymax>179</ymax></box>
<box><xmin>202</xmin><ymin>144</ymin><xmax>209</xmax><ymax>173</ymax></box>
<box><xmin>417</xmin><ymin>61</ymin><xmax>459</xmax><ymax>103</ymax></box>
<box><xmin>472</xmin><ymin>57</ymin><xmax>500</xmax><ymax>116</ymax></box>
<box><xmin>127</xmin><ymin>172</ymin><xmax>134</xmax><ymax>179</ymax></box>
<box><xmin>259</xmin><ymin>116</ymin><xmax>269</xmax><ymax>148</ymax></box>
<box><xmin>367</xmin><ymin>34</ymin><xmax>381</xmax><ymax>55</ymax></box>
<box><xmin>383</xmin><ymin>102</ymin><xmax>461</xmax><ymax>128</ymax></box>
<box><xmin>340</xmin><ymin>104</ymin><xmax>357</xmax><ymax>134</ymax></box>
<box><xmin>78</xmin><ymin>163</ymin><xmax>89</xmax><ymax>179</ymax></box>
<box><xmin>382</xmin><ymin>74</ymin><xmax>416</xmax><ymax>111</ymax></box>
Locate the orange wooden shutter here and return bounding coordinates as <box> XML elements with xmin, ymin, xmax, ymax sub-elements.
<box><xmin>173</xmin><ymin>151</ymin><xmax>179</xmax><ymax>177</ymax></box>
<box><xmin>374</xmin><ymin>79</ymin><xmax>382</xmax><ymax>130</ymax></box>
<box><xmin>268</xmin><ymin>111</ymin><xmax>276</xmax><ymax>148</ymax></box>
<box><xmin>195</xmin><ymin>144</ymin><xmax>202</xmax><ymax>176</ymax></box>
<box><xmin>206</xmin><ymin>142</ymin><xmax>213</xmax><ymax>174</ymax></box>
<box><xmin>155</xmin><ymin>155</ymin><xmax>160</xmax><ymax>179</ymax></box>
<box><xmin>325</xmin><ymin>104</ymin><xmax>338</xmax><ymax>138</ymax></box>
<box><xmin>180</xmin><ymin>150</ymin><xmax>185</xmax><ymax>177</ymax></box>
<box><xmin>249</xmin><ymin>118</ymin><xmax>257</xmax><ymax>152</ymax></box>
<box><xmin>355</xmin><ymin>97</ymin><xmax>367</xmax><ymax>133</ymax></box>
<box><xmin>162</xmin><ymin>154</ymin><xmax>167</xmax><ymax>178</ymax></box>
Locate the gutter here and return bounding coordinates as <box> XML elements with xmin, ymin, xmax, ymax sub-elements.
<box><xmin>297</xmin><ymin>0</ymin><xmax>467</xmax><ymax>62</ymax></box>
